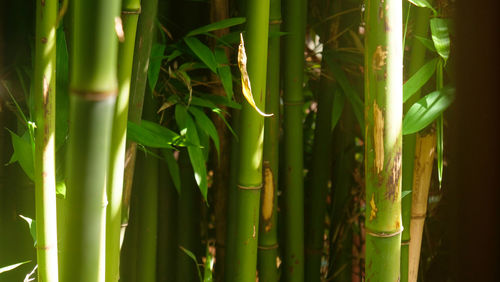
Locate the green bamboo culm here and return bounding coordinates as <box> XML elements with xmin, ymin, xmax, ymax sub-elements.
<box><xmin>257</xmin><ymin>0</ymin><xmax>281</xmax><ymax>279</ymax></box>
<box><xmin>121</xmin><ymin>0</ymin><xmax>158</xmax><ymax>240</ymax></box>
<box><xmin>282</xmin><ymin>0</ymin><xmax>307</xmax><ymax>279</ymax></box>
<box><xmin>228</xmin><ymin>0</ymin><xmax>270</xmax><ymax>280</ymax></box>
<box><xmin>33</xmin><ymin>0</ymin><xmax>59</xmax><ymax>281</ymax></box>
<box><xmin>364</xmin><ymin>0</ymin><xmax>403</xmax><ymax>281</ymax></box>
<box><xmin>400</xmin><ymin>5</ymin><xmax>431</xmax><ymax>282</ymax></box>
<box><xmin>304</xmin><ymin>0</ymin><xmax>340</xmax><ymax>280</ymax></box>
<box><xmin>105</xmin><ymin>0</ymin><xmax>141</xmax><ymax>281</ymax></box>
<box><xmin>62</xmin><ymin>0</ymin><xmax>121</xmax><ymax>281</ymax></box>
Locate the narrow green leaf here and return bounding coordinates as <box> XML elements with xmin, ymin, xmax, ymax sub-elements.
<box><xmin>7</xmin><ymin>130</ymin><xmax>34</xmax><ymax>180</ymax></box>
<box><xmin>56</xmin><ymin>181</ymin><xmax>66</xmax><ymax>199</ymax></box>
<box><xmin>0</xmin><ymin>261</ymin><xmax>31</xmax><ymax>274</ymax></box>
<box><xmin>403</xmin><ymin>87</ymin><xmax>455</xmax><ymax>135</ymax></box>
<box><xmin>327</xmin><ymin>61</ymin><xmax>365</xmax><ymax>132</ymax></box>
<box><xmin>184</xmin><ymin>37</ymin><xmax>217</xmax><ymax>73</ymax></box>
<box><xmin>430</xmin><ymin>18</ymin><xmax>450</xmax><ymax>62</ymax></box>
<box><xmin>407</xmin><ymin>0</ymin><xmax>437</xmax><ymax>14</ymax></box>
<box><xmin>189</xmin><ymin>107</ymin><xmax>220</xmax><ymax>156</ymax></box>
<box><xmin>331</xmin><ymin>89</ymin><xmax>345</xmax><ymax>131</ymax></box>
<box><xmin>179</xmin><ymin>246</ymin><xmax>203</xmax><ymax>282</ymax></box>
<box><xmin>403</xmin><ymin>58</ymin><xmax>438</xmax><ymax>103</ymax></box>
<box><xmin>196</xmin><ymin>122</ymin><xmax>210</xmax><ymax>161</ymax></box>
<box><xmin>162</xmin><ymin>149</ymin><xmax>181</xmax><ymax>194</ymax></box>
<box><xmin>212</xmin><ymin>108</ymin><xmax>238</xmax><ymax>140</ymax></box>
<box><xmin>148</xmin><ymin>43</ymin><xmax>166</xmax><ymax>91</ymax></box>
<box><xmin>437</xmin><ymin>114</ymin><xmax>443</xmax><ymax>187</ymax></box>
<box><xmin>127</xmin><ymin>120</ymin><xmax>180</xmax><ymax>149</ymax></box>
<box><xmin>401</xmin><ymin>190</ymin><xmax>412</xmax><ymax>199</ymax></box>
<box><xmin>214</xmin><ymin>47</ymin><xmax>234</xmax><ymax>100</ymax></box>
<box><xmin>19</xmin><ymin>215</ymin><xmax>36</xmax><ymax>246</ymax></box>
<box><xmin>186</xmin><ymin>17</ymin><xmax>246</xmax><ymax>37</ymax></box>
<box><xmin>415</xmin><ymin>35</ymin><xmax>436</xmax><ymax>52</ymax></box>
<box><xmin>175</xmin><ymin>105</ymin><xmax>208</xmax><ymax>200</ymax></box>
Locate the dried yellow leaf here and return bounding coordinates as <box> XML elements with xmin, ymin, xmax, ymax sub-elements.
<box><xmin>238</xmin><ymin>33</ymin><xmax>273</xmax><ymax>117</ymax></box>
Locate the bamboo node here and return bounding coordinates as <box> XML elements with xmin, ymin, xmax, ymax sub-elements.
<box><xmin>401</xmin><ymin>239</ymin><xmax>411</xmax><ymax>246</ymax></box>
<box><xmin>70</xmin><ymin>88</ymin><xmax>118</xmax><ymax>101</ymax></box>
<box><xmin>237</xmin><ymin>184</ymin><xmax>262</xmax><ymax>190</ymax></box>
<box><xmin>258</xmin><ymin>243</ymin><xmax>279</xmax><ymax>250</ymax></box>
<box><xmin>269</xmin><ymin>19</ymin><xmax>283</xmax><ymax>25</ymax></box>
<box><xmin>365</xmin><ymin>227</ymin><xmax>403</xmax><ymax>238</ymax></box>
<box><xmin>122</xmin><ymin>8</ymin><xmax>142</xmax><ymax>15</ymax></box>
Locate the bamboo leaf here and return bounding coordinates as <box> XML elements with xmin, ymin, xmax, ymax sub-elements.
<box><xmin>403</xmin><ymin>87</ymin><xmax>455</xmax><ymax>135</ymax></box>
<box><xmin>189</xmin><ymin>107</ymin><xmax>220</xmax><ymax>157</ymax></box>
<box><xmin>327</xmin><ymin>60</ymin><xmax>365</xmax><ymax>132</ymax></box>
<box><xmin>196</xmin><ymin>122</ymin><xmax>210</xmax><ymax>162</ymax></box>
<box><xmin>184</xmin><ymin>37</ymin><xmax>218</xmax><ymax>73</ymax></box>
<box><xmin>401</xmin><ymin>190</ymin><xmax>412</xmax><ymax>199</ymax></box>
<box><xmin>430</xmin><ymin>18</ymin><xmax>450</xmax><ymax>62</ymax></box>
<box><xmin>415</xmin><ymin>35</ymin><xmax>436</xmax><ymax>52</ymax></box>
<box><xmin>214</xmin><ymin>47</ymin><xmax>234</xmax><ymax>101</ymax></box>
<box><xmin>127</xmin><ymin>120</ymin><xmax>180</xmax><ymax>149</ymax></box>
<box><xmin>162</xmin><ymin>149</ymin><xmax>181</xmax><ymax>194</ymax></box>
<box><xmin>179</xmin><ymin>246</ymin><xmax>203</xmax><ymax>282</ymax></box>
<box><xmin>175</xmin><ymin>105</ymin><xmax>208</xmax><ymax>200</ymax></box>
<box><xmin>186</xmin><ymin>17</ymin><xmax>246</xmax><ymax>37</ymax></box>
<box><xmin>0</xmin><ymin>261</ymin><xmax>31</xmax><ymax>274</ymax></box>
<box><xmin>238</xmin><ymin>33</ymin><xmax>272</xmax><ymax>117</ymax></box>
<box><xmin>437</xmin><ymin>114</ymin><xmax>443</xmax><ymax>187</ymax></box>
<box><xmin>203</xmin><ymin>243</ymin><xmax>214</xmax><ymax>282</ymax></box>
<box><xmin>7</xmin><ymin>130</ymin><xmax>34</xmax><ymax>180</ymax></box>
<box><xmin>148</xmin><ymin>43</ymin><xmax>166</xmax><ymax>91</ymax></box>
<box><xmin>331</xmin><ymin>89</ymin><xmax>345</xmax><ymax>131</ymax></box>
<box><xmin>19</xmin><ymin>215</ymin><xmax>36</xmax><ymax>246</ymax></box>
<box><xmin>403</xmin><ymin>58</ymin><xmax>438</xmax><ymax>103</ymax></box>
<box><xmin>407</xmin><ymin>0</ymin><xmax>437</xmax><ymax>14</ymax></box>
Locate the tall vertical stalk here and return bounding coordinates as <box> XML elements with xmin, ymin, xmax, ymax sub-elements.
<box><xmin>33</xmin><ymin>0</ymin><xmax>58</xmax><ymax>280</ymax></box>
<box><xmin>228</xmin><ymin>0</ymin><xmax>270</xmax><ymax>280</ymax></box>
<box><xmin>121</xmin><ymin>0</ymin><xmax>158</xmax><ymax>237</ymax></box>
<box><xmin>401</xmin><ymin>5</ymin><xmax>431</xmax><ymax>282</ymax></box>
<box><xmin>106</xmin><ymin>0</ymin><xmax>141</xmax><ymax>280</ymax></box>
<box><xmin>282</xmin><ymin>0</ymin><xmax>307</xmax><ymax>279</ymax></box>
<box><xmin>62</xmin><ymin>0</ymin><xmax>121</xmax><ymax>281</ymax></box>
<box><xmin>257</xmin><ymin>0</ymin><xmax>281</xmax><ymax>280</ymax></box>
<box><xmin>364</xmin><ymin>0</ymin><xmax>403</xmax><ymax>281</ymax></box>
<box><xmin>304</xmin><ymin>1</ymin><xmax>340</xmax><ymax>280</ymax></box>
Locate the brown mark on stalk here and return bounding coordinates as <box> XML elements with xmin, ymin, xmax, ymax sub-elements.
<box><xmin>41</xmin><ymin>0</ymin><xmax>45</xmax><ymax>6</ymax></box>
<box><xmin>114</xmin><ymin>17</ymin><xmax>125</xmax><ymax>42</ymax></box>
<box><xmin>372</xmin><ymin>46</ymin><xmax>387</xmax><ymax>71</ymax></box>
<box><xmin>261</xmin><ymin>162</ymin><xmax>274</xmax><ymax>232</ymax></box>
<box><xmin>386</xmin><ymin>149</ymin><xmax>402</xmax><ymax>202</ymax></box>
<box><xmin>369</xmin><ymin>193</ymin><xmax>378</xmax><ymax>221</ymax></box>
<box><xmin>373</xmin><ymin>101</ymin><xmax>384</xmax><ymax>174</ymax></box>
<box><xmin>41</xmin><ymin>37</ymin><xmax>47</xmax><ymax>44</ymax></box>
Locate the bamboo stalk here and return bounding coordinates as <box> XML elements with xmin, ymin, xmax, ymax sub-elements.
<box><xmin>401</xmin><ymin>6</ymin><xmax>432</xmax><ymax>282</ymax></box>
<box><xmin>227</xmin><ymin>0</ymin><xmax>270</xmax><ymax>279</ymax></box>
<box><xmin>121</xmin><ymin>0</ymin><xmax>158</xmax><ymax>239</ymax></box>
<box><xmin>282</xmin><ymin>0</ymin><xmax>307</xmax><ymax>279</ymax></box>
<box><xmin>62</xmin><ymin>0</ymin><xmax>121</xmax><ymax>281</ymax></box>
<box><xmin>33</xmin><ymin>0</ymin><xmax>58</xmax><ymax>280</ymax></box>
<box><xmin>105</xmin><ymin>0</ymin><xmax>141</xmax><ymax>281</ymax></box>
<box><xmin>257</xmin><ymin>0</ymin><xmax>281</xmax><ymax>280</ymax></box>
<box><xmin>408</xmin><ymin>130</ymin><xmax>436</xmax><ymax>282</ymax></box>
<box><xmin>364</xmin><ymin>0</ymin><xmax>403</xmax><ymax>280</ymax></box>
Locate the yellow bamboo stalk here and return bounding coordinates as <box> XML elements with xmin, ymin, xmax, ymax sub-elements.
<box><xmin>408</xmin><ymin>129</ymin><xmax>436</xmax><ymax>282</ymax></box>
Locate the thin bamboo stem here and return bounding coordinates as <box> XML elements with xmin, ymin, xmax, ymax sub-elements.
<box><xmin>34</xmin><ymin>0</ymin><xmax>59</xmax><ymax>280</ymax></box>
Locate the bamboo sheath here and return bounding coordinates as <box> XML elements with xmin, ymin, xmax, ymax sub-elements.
<box><xmin>408</xmin><ymin>131</ymin><xmax>436</xmax><ymax>282</ymax></box>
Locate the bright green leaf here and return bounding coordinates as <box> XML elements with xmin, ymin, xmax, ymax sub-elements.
<box><xmin>437</xmin><ymin>114</ymin><xmax>443</xmax><ymax>187</ymax></box>
<box><xmin>148</xmin><ymin>43</ymin><xmax>166</xmax><ymax>91</ymax></box>
<box><xmin>56</xmin><ymin>181</ymin><xmax>66</xmax><ymax>199</ymax></box>
<box><xmin>189</xmin><ymin>107</ymin><xmax>220</xmax><ymax>156</ymax></box>
<box><xmin>179</xmin><ymin>246</ymin><xmax>203</xmax><ymax>282</ymax></box>
<box><xmin>127</xmin><ymin>120</ymin><xmax>180</xmax><ymax>149</ymax></box>
<box><xmin>19</xmin><ymin>215</ymin><xmax>36</xmax><ymax>246</ymax></box>
<box><xmin>403</xmin><ymin>87</ymin><xmax>455</xmax><ymax>135</ymax></box>
<box><xmin>186</xmin><ymin>17</ymin><xmax>246</xmax><ymax>37</ymax></box>
<box><xmin>401</xmin><ymin>190</ymin><xmax>412</xmax><ymax>199</ymax></box>
<box><xmin>214</xmin><ymin>47</ymin><xmax>234</xmax><ymax>100</ymax></box>
<box><xmin>8</xmin><ymin>130</ymin><xmax>34</xmax><ymax>180</ymax></box>
<box><xmin>430</xmin><ymin>18</ymin><xmax>450</xmax><ymax>62</ymax></box>
<box><xmin>184</xmin><ymin>37</ymin><xmax>218</xmax><ymax>73</ymax></box>
<box><xmin>0</xmin><ymin>261</ymin><xmax>31</xmax><ymax>274</ymax></box>
<box><xmin>407</xmin><ymin>0</ymin><xmax>437</xmax><ymax>14</ymax></box>
<box><xmin>403</xmin><ymin>58</ymin><xmax>438</xmax><ymax>103</ymax></box>
<box><xmin>415</xmin><ymin>35</ymin><xmax>436</xmax><ymax>52</ymax></box>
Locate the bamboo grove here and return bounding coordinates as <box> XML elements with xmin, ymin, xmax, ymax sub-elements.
<box><xmin>0</xmin><ymin>0</ymin><xmax>456</xmax><ymax>281</ymax></box>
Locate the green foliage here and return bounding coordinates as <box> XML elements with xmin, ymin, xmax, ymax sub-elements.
<box><xmin>19</xmin><ymin>215</ymin><xmax>37</xmax><ymax>246</ymax></box>
<box><xmin>407</xmin><ymin>0</ymin><xmax>437</xmax><ymax>15</ymax></box>
<box><xmin>430</xmin><ymin>18</ymin><xmax>450</xmax><ymax>63</ymax></box>
<box><xmin>214</xmin><ymin>47</ymin><xmax>234</xmax><ymax>100</ymax></box>
<box><xmin>127</xmin><ymin>120</ymin><xmax>183</xmax><ymax>148</ymax></box>
<box><xmin>148</xmin><ymin>43</ymin><xmax>166</xmax><ymax>91</ymax></box>
<box><xmin>403</xmin><ymin>58</ymin><xmax>438</xmax><ymax>103</ymax></box>
<box><xmin>162</xmin><ymin>149</ymin><xmax>182</xmax><ymax>194</ymax></box>
<box><xmin>414</xmin><ymin>35</ymin><xmax>436</xmax><ymax>52</ymax></box>
<box><xmin>331</xmin><ymin>89</ymin><xmax>345</xmax><ymax>131</ymax></box>
<box><xmin>0</xmin><ymin>261</ymin><xmax>31</xmax><ymax>275</ymax></box>
<box><xmin>403</xmin><ymin>87</ymin><xmax>455</xmax><ymax>135</ymax></box>
<box><xmin>184</xmin><ymin>37</ymin><xmax>218</xmax><ymax>73</ymax></box>
<box><xmin>186</xmin><ymin>17</ymin><xmax>246</xmax><ymax>37</ymax></box>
